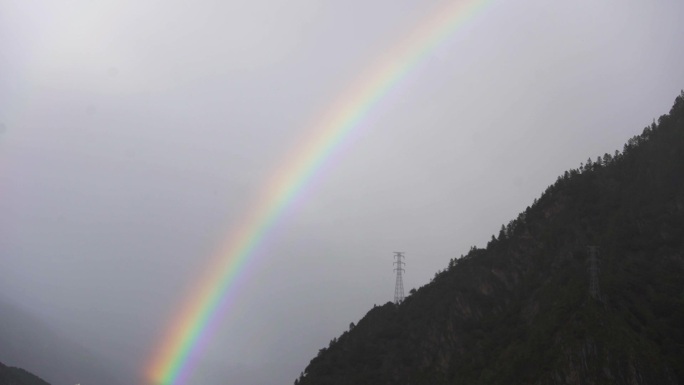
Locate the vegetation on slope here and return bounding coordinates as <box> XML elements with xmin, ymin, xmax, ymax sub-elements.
<box><xmin>295</xmin><ymin>91</ymin><xmax>684</xmax><ymax>385</ymax></box>
<box><xmin>0</xmin><ymin>362</ymin><xmax>50</xmax><ymax>385</ymax></box>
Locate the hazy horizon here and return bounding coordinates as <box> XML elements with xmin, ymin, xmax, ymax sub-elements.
<box><xmin>2</xmin><ymin>1</ymin><xmax>684</xmax><ymax>384</ymax></box>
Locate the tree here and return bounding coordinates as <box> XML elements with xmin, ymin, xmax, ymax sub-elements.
<box><xmin>506</xmin><ymin>220</ymin><xmax>516</xmax><ymax>236</ymax></box>
<box><xmin>604</xmin><ymin>152</ymin><xmax>613</xmax><ymax>164</ymax></box>
<box><xmin>498</xmin><ymin>224</ymin><xmax>507</xmax><ymax>240</ymax></box>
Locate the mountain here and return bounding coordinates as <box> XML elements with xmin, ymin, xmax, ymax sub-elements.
<box><xmin>0</xmin><ymin>298</ymin><xmax>120</xmax><ymax>385</ymax></box>
<box><xmin>0</xmin><ymin>362</ymin><xmax>50</xmax><ymax>385</ymax></box>
<box><xmin>294</xmin><ymin>92</ymin><xmax>684</xmax><ymax>385</ymax></box>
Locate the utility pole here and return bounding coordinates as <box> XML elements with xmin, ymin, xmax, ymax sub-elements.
<box><xmin>393</xmin><ymin>252</ymin><xmax>405</xmax><ymax>304</ymax></box>
<box><xmin>588</xmin><ymin>246</ymin><xmax>602</xmax><ymax>302</ymax></box>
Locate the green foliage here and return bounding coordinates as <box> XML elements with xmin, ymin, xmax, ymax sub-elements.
<box><xmin>295</xmin><ymin>92</ymin><xmax>684</xmax><ymax>385</ymax></box>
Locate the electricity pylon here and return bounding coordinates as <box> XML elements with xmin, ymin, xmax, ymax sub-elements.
<box><xmin>588</xmin><ymin>246</ymin><xmax>602</xmax><ymax>302</ymax></box>
<box><xmin>393</xmin><ymin>252</ymin><xmax>405</xmax><ymax>304</ymax></box>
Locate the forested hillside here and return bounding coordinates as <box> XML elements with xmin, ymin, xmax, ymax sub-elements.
<box><xmin>295</xmin><ymin>92</ymin><xmax>684</xmax><ymax>385</ymax></box>
<box><xmin>0</xmin><ymin>362</ymin><xmax>50</xmax><ymax>385</ymax></box>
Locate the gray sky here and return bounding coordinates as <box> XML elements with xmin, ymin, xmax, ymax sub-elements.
<box><xmin>1</xmin><ymin>0</ymin><xmax>684</xmax><ymax>384</ymax></box>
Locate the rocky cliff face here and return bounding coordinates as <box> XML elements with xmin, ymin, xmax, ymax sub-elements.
<box><xmin>294</xmin><ymin>92</ymin><xmax>684</xmax><ymax>385</ymax></box>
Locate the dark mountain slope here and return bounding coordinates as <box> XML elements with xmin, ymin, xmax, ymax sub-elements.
<box><xmin>295</xmin><ymin>92</ymin><xmax>684</xmax><ymax>385</ymax></box>
<box><xmin>0</xmin><ymin>362</ymin><xmax>50</xmax><ymax>385</ymax></box>
<box><xmin>0</xmin><ymin>298</ymin><xmax>120</xmax><ymax>385</ymax></box>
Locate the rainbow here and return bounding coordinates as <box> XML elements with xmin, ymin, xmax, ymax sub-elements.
<box><xmin>147</xmin><ymin>0</ymin><xmax>493</xmax><ymax>383</ymax></box>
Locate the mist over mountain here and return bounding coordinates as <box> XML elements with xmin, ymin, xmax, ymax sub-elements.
<box><xmin>0</xmin><ymin>361</ymin><xmax>50</xmax><ymax>385</ymax></box>
<box><xmin>295</xmin><ymin>92</ymin><xmax>684</xmax><ymax>385</ymax></box>
<box><xmin>0</xmin><ymin>298</ymin><xmax>120</xmax><ymax>385</ymax></box>
<box><xmin>3</xmin><ymin>1</ymin><xmax>684</xmax><ymax>384</ymax></box>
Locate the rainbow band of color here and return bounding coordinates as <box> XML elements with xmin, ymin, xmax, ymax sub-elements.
<box><xmin>147</xmin><ymin>0</ymin><xmax>493</xmax><ymax>383</ymax></box>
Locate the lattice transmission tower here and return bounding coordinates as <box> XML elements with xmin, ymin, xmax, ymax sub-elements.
<box><xmin>393</xmin><ymin>252</ymin><xmax>405</xmax><ymax>304</ymax></box>
<box><xmin>587</xmin><ymin>246</ymin><xmax>602</xmax><ymax>302</ymax></box>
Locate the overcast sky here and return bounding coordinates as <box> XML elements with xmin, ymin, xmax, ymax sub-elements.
<box><xmin>1</xmin><ymin>1</ymin><xmax>684</xmax><ymax>384</ymax></box>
